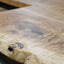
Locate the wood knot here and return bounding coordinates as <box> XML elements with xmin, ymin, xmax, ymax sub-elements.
<box><xmin>8</xmin><ymin>42</ymin><xmax>24</xmax><ymax>52</ymax></box>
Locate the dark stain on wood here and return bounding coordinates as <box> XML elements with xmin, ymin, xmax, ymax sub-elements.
<box><xmin>15</xmin><ymin>21</ymin><xmax>43</xmax><ymax>35</ymax></box>
<box><xmin>15</xmin><ymin>42</ymin><xmax>24</xmax><ymax>49</ymax></box>
<box><xmin>8</xmin><ymin>30</ymin><xmax>18</xmax><ymax>34</ymax></box>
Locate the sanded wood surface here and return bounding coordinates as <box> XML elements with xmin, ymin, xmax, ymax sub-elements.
<box><xmin>0</xmin><ymin>0</ymin><xmax>30</xmax><ymax>7</ymax></box>
<box><xmin>0</xmin><ymin>8</ymin><xmax>64</xmax><ymax>55</ymax></box>
<box><xmin>14</xmin><ymin>0</ymin><xmax>64</xmax><ymax>21</ymax></box>
<box><xmin>0</xmin><ymin>0</ymin><xmax>64</xmax><ymax>21</ymax></box>
<box><xmin>0</xmin><ymin>0</ymin><xmax>64</xmax><ymax>64</ymax></box>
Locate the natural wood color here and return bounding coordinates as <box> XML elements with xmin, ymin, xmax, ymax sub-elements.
<box><xmin>0</xmin><ymin>0</ymin><xmax>64</xmax><ymax>21</ymax></box>
<box><xmin>24</xmin><ymin>0</ymin><xmax>64</xmax><ymax>21</ymax></box>
<box><xmin>0</xmin><ymin>0</ymin><xmax>64</xmax><ymax>64</ymax></box>
<box><xmin>0</xmin><ymin>8</ymin><xmax>64</xmax><ymax>64</ymax></box>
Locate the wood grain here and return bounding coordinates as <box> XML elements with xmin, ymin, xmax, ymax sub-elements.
<box><xmin>0</xmin><ymin>0</ymin><xmax>64</xmax><ymax>64</ymax></box>
<box><xmin>25</xmin><ymin>0</ymin><xmax>64</xmax><ymax>21</ymax></box>
<box><xmin>0</xmin><ymin>8</ymin><xmax>64</xmax><ymax>55</ymax></box>
<box><xmin>0</xmin><ymin>0</ymin><xmax>64</xmax><ymax>21</ymax></box>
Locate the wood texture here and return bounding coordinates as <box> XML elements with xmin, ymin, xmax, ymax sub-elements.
<box><xmin>0</xmin><ymin>0</ymin><xmax>64</xmax><ymax>64</ymax></box>
<box><xmin>25</xmin><ymin>0</ymin><xmax>64</xmax><ymax>21</ymax></box>
<box><xmin>0</xmin><ymin>0</ymin><xmax>30</xmax><ymax>7</ymax></box>
<box><xmin>0</xmin><ymin>0</ymin><xmax>64</xmax><ymax>21</ymax></box>
<box><xmin>0</xmin><ymin>8</ymin><xmax>64</xmax><ymax>55</ymax></box>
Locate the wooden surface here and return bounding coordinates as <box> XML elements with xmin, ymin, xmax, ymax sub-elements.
<box><xmin>26</xmin><ymin>0</ymin><xmax>64</xmax><ymax>21</ymax></box>
<box><xmin>0</xmin><ymin>0</ymin><xmax>64</xmax><ymax>63</ymax></box>
<box><xmin>15</xmin><ymin>0</ymin><xmax>64</xmax><ymax>21</ymax></box>
<box><xmin>0</xmin><ymin>8</ymin><xmax>64</xmax><ymax>55</ymax></box>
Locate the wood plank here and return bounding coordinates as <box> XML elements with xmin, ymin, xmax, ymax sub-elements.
<box><xmin>0</xmin><ymin>8</ymin><xmax>64</xmax><ymax>55</ymax></box>
<box><xmin>0</xmin><ymin>0</ymin><xmax>64</xmax><ymax>64</ymax></box>
<box><xmin>0</xmin><ymin>8</ymin><xmax>64</xmax><ymax>64</ymax></box>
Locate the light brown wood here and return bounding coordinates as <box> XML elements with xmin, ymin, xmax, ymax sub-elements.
<box><xmin>0</xmin><ymin>0</ymin><xmax>64</xmax><ymax>64</ymax></box>
<box><xmin>0</xmin><ymin>0</ymin><xmax>64</xmax><ymax>21</ymax></box>
<box><xmin>25</xmin><ymin>0</ymin><xmax>64</xmax><ymax>21</ymax></box>
<box><xmin>0</xmin><ymin>8</ymin><xmax>64</xmax><ymax>64</ymax></box>
<box><xmin>0</xmin><ymin>8</ymin><xmax>64</xmax><ymax>55</ymax></box>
